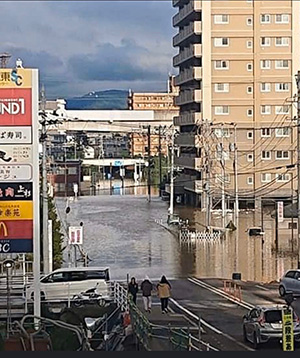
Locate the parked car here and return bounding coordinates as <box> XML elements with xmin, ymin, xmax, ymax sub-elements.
<box><xmin>242</xmin><ymin>305</ymin><xmax>300</xmax><ymax>349</ymax></box>
<box><xmin>279</xmin><ymin>269</ymin><xmax>300</xmax><ymax>297</ymax></box>
<box><xmin>25</xmin><ymin>267</ymin><xmax>111</xmax><ymax>302</ymax></box>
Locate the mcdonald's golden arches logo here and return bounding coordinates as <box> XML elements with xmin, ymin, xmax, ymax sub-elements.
<box><xmin>0</xmin><ymin>222</ymin><xmax>8</xmax><ymax>237</ymax></box>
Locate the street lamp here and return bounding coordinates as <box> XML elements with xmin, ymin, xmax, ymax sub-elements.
<box><xmin>3</xmin><ymin>259</ymin><xmax>14</xmax><ymax>338</ymax></box>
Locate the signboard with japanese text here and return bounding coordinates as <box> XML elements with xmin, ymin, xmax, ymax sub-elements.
<box><xmin>0</xmin><ymin>89</ymin><xmax>32</xmax><ymax>126</ymax></box>
<box><xmin>0</xmin><ymin>145</ymin><xmax>32</xmax><ymax>163</ymax></box>
<box><xmin>68</xmin><ymin>226</ymin><xmax>83</xmax><ymax>245</ymax></box>
<box><xmin>0</xmin><ymin>68</ymin><xmax>32</xmax><ymax>88</ymax></box>
<box><xmin>0</xmin><ymin>182</ymin><xmax>32</xmax><ymax>200</ymax></box>
<box><xmin>277</xmin><ymin>201</ymin><xmax>284</xmax><ymax>223</ymax></box>
<box><xmin>0</xmin><ymin>164</ymin><xmax>32</xmax><ymax>181</ymax></box>
<box><xmin>282</xmin><ymin>307</ymin><xmax>294</xmax><ymax>351</ymax></box>
<box><xmin>0</xmin><ymin>126</ymin><xmax>31</xmax><ymax>144</ymax></box>
<box><xmin>0</xmin><ymin>68</ymin><xmax>39</xmax><ymax>253</ymax></box>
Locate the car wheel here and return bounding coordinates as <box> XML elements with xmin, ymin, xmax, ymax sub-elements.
<box><xmin>253</xmin><ymin>332</ymin><xmax>259</xmax><ymax>349</ymax></box>
<box><xmin>30</xmin><ymin>292</ymin><xmax>46</xmax><ymax>301</ymax></box>
<box><xmin>243</xmin><ymin>326</ymin><xmax>248</xmax><ymax>342</ymax></box>
<box><xmin>279</xmin><ymin>285</ymin><xmax>286</xmax><ymax>297</ymax></box>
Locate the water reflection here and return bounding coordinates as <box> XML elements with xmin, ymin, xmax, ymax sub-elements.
<box><xmin>55</xmin><ymin>186</ymin><xmax>298</xmax><ymax>283</ymax></box>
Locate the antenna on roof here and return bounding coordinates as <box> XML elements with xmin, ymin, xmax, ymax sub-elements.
<box><xmin>0</xmin><ymin>53</ymin><xmax>11</xmax><ymax>68</ymax></box>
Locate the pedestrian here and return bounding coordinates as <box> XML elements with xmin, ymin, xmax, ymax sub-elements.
<box><xmin>128</xmin><ymin>277</ymin><xmax>138</xmax><ymax>304</ymax></box>
<box><xmin>141</xmin><ymin>275</ymin><xmax>153</xmax><ymax>313</ymax></box>
<box><xmin>157</xmin><ymin>275</ymin><xmax>171</xmax><ymax>313</ymax></box>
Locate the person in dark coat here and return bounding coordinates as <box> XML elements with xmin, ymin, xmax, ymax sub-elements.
<box><xmin>156</xmin><ymin>275</ymin><xmax>171</xmax><ymax>313</ymax></box>
<box><xmin>141</xmin><ymin>275</ymin><xmax>153</xmax><ymax>312</ymax></box>
<box><xmin>128</xmin><ymin>277</ymin><xmax>138</xmax><ymax>304</ymax></box>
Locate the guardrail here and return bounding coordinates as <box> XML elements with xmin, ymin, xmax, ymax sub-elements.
<box><xmin>223</xmin><ymin>280</ymin><xmax>242</xmax><ymax>301</ymax></box>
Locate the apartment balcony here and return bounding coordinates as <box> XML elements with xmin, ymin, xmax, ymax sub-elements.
<box><xmin>173</xmin><ymin>21</ymin><xmax>202</xmax><ymax>47</ymax></box>
<box><xmin>173</xmin><ymin>1</ymin><xmax>201</xmax><ymax>27</ymax></box>
<box><xmin>175</xmin><ymin>89</ymin><xmax>201</xmax><ymax>106</ymax></box>
<box><xmin>175</xmin><ymin>132</ymin><xmax>201</xmax><ymax>147</ymax></box>
<box><xmin>175</xmin><ymin>67</ymin><xmax>202</xmax><ymax>86</ymax></box>
<box><xmin>175</xmin><ymin>155</ymin><xmax>202</xmax><ymax>170</ymax></box>
<box><xmin>184</xmin><ymin>179</ymin><xmax>203</xmax><ymax>194</ymax></box>
<box><xmin>174</xmin><ymin>112</ymin><xmax>202</xmax><ymax>126</ymax></box>
<box><xmin>173</xmin><ymin>44</ymin><xmax>202</xmax><ymax>67</ymax></box>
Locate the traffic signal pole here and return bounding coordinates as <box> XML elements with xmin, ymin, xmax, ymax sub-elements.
<box><xmin>148</xmin><ymin>125</ymin><xmax>151</xmax><ymax>202</ymax></box>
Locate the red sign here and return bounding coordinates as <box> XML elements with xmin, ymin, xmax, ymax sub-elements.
<box><xmin>0</xmin><ymin>89</ymin><xmax>31</xmax><ymax>126</ymax></box>
<box><xmin>0</xmin><ymin>220</ymin><xmax>33</xmax><ymax>239</ymax></box>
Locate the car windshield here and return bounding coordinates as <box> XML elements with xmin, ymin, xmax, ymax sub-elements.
<box><xmin>264</xmin><ymin>310</ymin><xmax>282</xmax><ymax>323</ymax></box>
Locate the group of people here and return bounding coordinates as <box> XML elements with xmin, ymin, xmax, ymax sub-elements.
<box><xmin>128</xmin><ymin>275</ymin><xmax>171</xmax><ymax>314</ymax></box>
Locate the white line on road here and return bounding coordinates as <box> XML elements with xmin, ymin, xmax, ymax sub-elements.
<box><xmin>169</xmin><ymin>297</ymin><xmax>254</xmax><ymax>351</ymax></box>
<box><xmin>188</xmin><ymin>277</ymin><xmax>254</xmax><ymax>310</ymax></box>
<box><xmin>255</xmin><ymin>285</ymin><xmax>269</xmax><ymax>291</ymax></box>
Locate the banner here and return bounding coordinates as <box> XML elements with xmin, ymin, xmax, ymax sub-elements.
<box><xmin>282</xmin><ymin>307</ymin><xmax>294</xmax><ymax>351</ymax></box>
<box><xmin>0</xmin><ymin>68</ymin><xmax>32</xmax><ymax>88</ymax></box>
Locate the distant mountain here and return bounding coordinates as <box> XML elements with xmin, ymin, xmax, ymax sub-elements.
<box><xmin>65</xmin><ymin>89</ymin><xmax>129</xmax><ymax>110</ymax></box>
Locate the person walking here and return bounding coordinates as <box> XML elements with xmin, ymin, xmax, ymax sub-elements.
<box><xmin>157</xmin><ymin>275</ymin><xmax>171</xmax><ymax>313</ymax></box>
<box><xmin>128</xmin><ymin>277</ymin><xmax>138</xmax><ymax>304</ymax></box>
<box><xmin>141</xmin><ymin>275</ymin><xmax>153</xmax><ymax>313</ymax></box>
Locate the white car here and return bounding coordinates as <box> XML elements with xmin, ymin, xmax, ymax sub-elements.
<box><xmin>279</xmin><ymin>269</ymin><xmax>300</xmax><ymax>297</ymax></box>
<box><xmin>25</xmin><ymin>267</ymin><xmax>111</xmax><ymax>302</ymax></box>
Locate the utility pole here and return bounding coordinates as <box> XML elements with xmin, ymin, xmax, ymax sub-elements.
<box><xmin>147</xmin><ymin>125</ymin><xmax>151</xmax><ymax>202</ymax></box>
<box><xmin>204</xmin><ymin>119</ymin><xmax>211</xmax><ymax>228</ymax></box>
<box><xmin>233</xmin><ymin>124</ymin><xmax>239</xmax><ymax>229</ymax></box>
<box><xmin>296</xmin><ymin>71</ymin><xmax>300</xmax><ymax>268</ymax></box>
<box><xmin>158</xmin><ymin>125</ymin><xmax>162</xmax><ymax>197</ymax></box>
<box><xmin>221</xmin><ymin>123</ymin><xmax>226</xmax><ymax>228</ymax></box>
<box><xmin>169</xmin><ymin>125</ymin><xmax>175</xmax><ymax>217</ymax></box>
<box><xmin>41</xmin><ymin>86</ymin><xmax>50</xmax><ymax>274</ymax></box>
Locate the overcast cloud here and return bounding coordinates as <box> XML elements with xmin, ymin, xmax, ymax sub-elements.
<box><xmin>0</xmin><ymin>1</ymin><xmax>177</xmax><ymax>98</ymax></box>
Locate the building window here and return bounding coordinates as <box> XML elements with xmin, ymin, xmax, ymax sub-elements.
<box><xmin>261</xmin><ymin>83</ymin><xmax>271</xmax><ymax>92</ymax></box>
<box><xmin>261</xmin><ymin>14</ymin><xmax>271</xmax><ymax>23</ymax></box>
<box><xmin>276</xmin><ymin>150</ymin><xmax>289</xmax><ymax>159</ymax></box>
<box><xmin>261</xmin><ymin>150</ymin><xmax>271</xmax><ymax>160</ymax></box>
<box><xmin>247</xmin><ymin>40</ymin><xmax>253</xmax><ymax>48</ymax></box>
<box><xmin>275</xmin><ymin>128</ymin><xmax>290</xmax><ymax>137</ymax></box>
<box><xmin>276</xmin><ymin>173</ymin><xmax>290</xmax><ymax>182</ymax></box>
<box><xmin>275</xmin><ymin>14</ymin><xmax>289</xmax><ymax>23</ymax></box>
<box><xmin>247</xmin><ymin>63</ymin><xmax>253</xmax><ymax>71</ymax></box>
<box><xmin>214</xmin><ymin>37</ymin><xmax>229</xmax><ymax>47</ymax></box>
<box><xmin>261</xmin><ymin>105</ymin><xmax>271</xmax><ymax>115</ymax></box>
<box><xmin>261</xmin><ymin>60</ymin><xmax>271</xmax><ymax>69</ymax></box>
<box><xmin>261</xmin><ymin>37</ymin><xmax>270</xmax><ymax>46</ymax></box>
<box><xmin>275</xmin><ymin>60</ymin><xmax>289</xmax><ymax>69</ymax></box>
<box><xmin>261</xmin><ymin>173</ymin><xmax>272</xmax><ymax>183</ymax></box>
<box><xmin>247</xmin><ymin>131</ymin><xmax>253</xmax><ymax>139</ymax></box>
<box><xmin>214</xmin><ymin>128</ymin><xmax>230</xmax><ymax>137</ymax></box>
<box><xmin>215</xmin><ymin>60</ymin><xmax>229</xmax><ymax>69</ymax></box>
<box><xmin>247</xmin><ymin>17</ymin><xmax>253</xmax><ymax>26</ymax></box>
<box><xmin>261</xmin><ymin>128</ymin><xmax>271</xmax><ymax>137</ymax></box>
<box><xmin>214</xmin><ymin>15</ymin><xmax>229</xmax><ymax>24</ymax></box>
<box><xmin>275</xmin><ymin>37</ymin><xmax>289</xmax><ymax>46</ymax></box>
<box><xmin>215</xmin><ymin>106</ymin><xmax>229</xmax><ymax>115</ymax></box>
<box><xmin>275</xmin><ymin>83</ymin><xmax>289</xmax><ymax>92</ymax></box>
<box><xmin>275</xmin><ymin>105</ymin><xmax>289</xmax><ymax>114</ymax></box>
<box><xmin>215</xmin><ymin>83</ymin><xmax>229</xmax><ymax>92</ymax></box>
<box><xmin>247</xmin><ymin>177</ymin><xmax>253</xmax><ymax>185</ymax></box>
<box><xmin>247</xmin><ymin>109</ymin><xmax>253</xmax><ymax>117</ymax></box>
<box><xmin>288</xmin><ymin>222</ymin><xmax>297</xmax><ymax>230</ymax></box>
<box><xmin>247</xmin><ymin>86</ymin><xmax>253</xmax><ymax>94</ymax></box>
<box><xmin>247</xmin><ymin>153</ymin><xmax>253</xmax><ymax>162</ymax></box>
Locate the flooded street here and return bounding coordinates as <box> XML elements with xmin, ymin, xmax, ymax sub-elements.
<box><xmin>55</xmin><ymin>186</ymin><xmax>298</xmax><ymax>283</ymax></box>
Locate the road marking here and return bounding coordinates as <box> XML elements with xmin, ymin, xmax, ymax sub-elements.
<box><xmin>188</xmin><ymin>277</ymin><xmax>254</xmax><ymax>310</ymax></box>
<box><xmin>255</xmin><ymin>285</ymin><xmax>269</xmax><ymax>291</ymax></box>
<box><xmin>170</xmin><ymin>297</ymin><xmax>254</xmax><ymax>351</ymax></box>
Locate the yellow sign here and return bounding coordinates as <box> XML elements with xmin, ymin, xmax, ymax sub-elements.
<box><xmin>0</xmin><ymin>68</ymin><xmax>32</xmax><ymax>88</ymax></box>
<box><xmin>0</xmin><ymin>201</ymin><xmax>33</xmax><ymax>220</ymax></box>
<box><xmin>282</xmin><ymin>307</ymin><xmax>294</xmax><ymax>351</ymax></box>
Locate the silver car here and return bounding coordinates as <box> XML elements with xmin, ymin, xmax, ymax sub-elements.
<box><xmin>279</xmin><ymin>269</ymin><xmax>300</xmax><ymax>297</ymax></box>
<box><xmin>243</xmin><ymin>306</ymin><xmax>300</xmax><ymax>349</ymax></box>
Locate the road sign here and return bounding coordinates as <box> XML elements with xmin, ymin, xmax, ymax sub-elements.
<box><xmin>0</xmin><ymin>164</ymin><xmax>32</xmax><ymax>181</ymax></box>
<box><xmin>277</xmin><ymin>201</ymin><xmax>284</xmax><ymax>223</ymax></box>
<box><xmin>282</xmin><ymin>307</ymin><xmax>294</xmax><ymax>351</ymax></box>
<box><xmin>68</xmin><ymin>226</ymin><xmax>83</xmax><ymax>245</ymax></box>
<box><xmin>0</xmin><ymin>126</ymin><xmax>32</xmax><ymax>144</ymax></box>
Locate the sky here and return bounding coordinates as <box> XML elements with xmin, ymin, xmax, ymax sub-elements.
<box><xmin>1</xmin><ymin>1</ymin><xmax>177</xmax><ymax>98</ymax></box>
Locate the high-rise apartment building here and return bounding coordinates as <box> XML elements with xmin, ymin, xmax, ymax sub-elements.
<box><xmin>173</xmin><ymin>0</ymin><xmax>300</xmax><ymax>210</ymax></box>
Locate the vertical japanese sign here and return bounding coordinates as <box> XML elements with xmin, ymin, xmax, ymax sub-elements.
<box><xmin>282</xmin><ymin>307</ymin><xmax>294</xmax><ymax>351</ymax></box>
<box><xmin>0</xmin><ymin>68</ymin><xmax>39</xmax><ymax>253</ymax></box>
<box><xmin>277</xmin><ymin>201</ymin><xmax>284</xmax><ymax>223</ymax></box>
<box><xmin>68</xmin><ymin>226</ymin><xmax>83</xmax><ymax>245</ymax></box>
